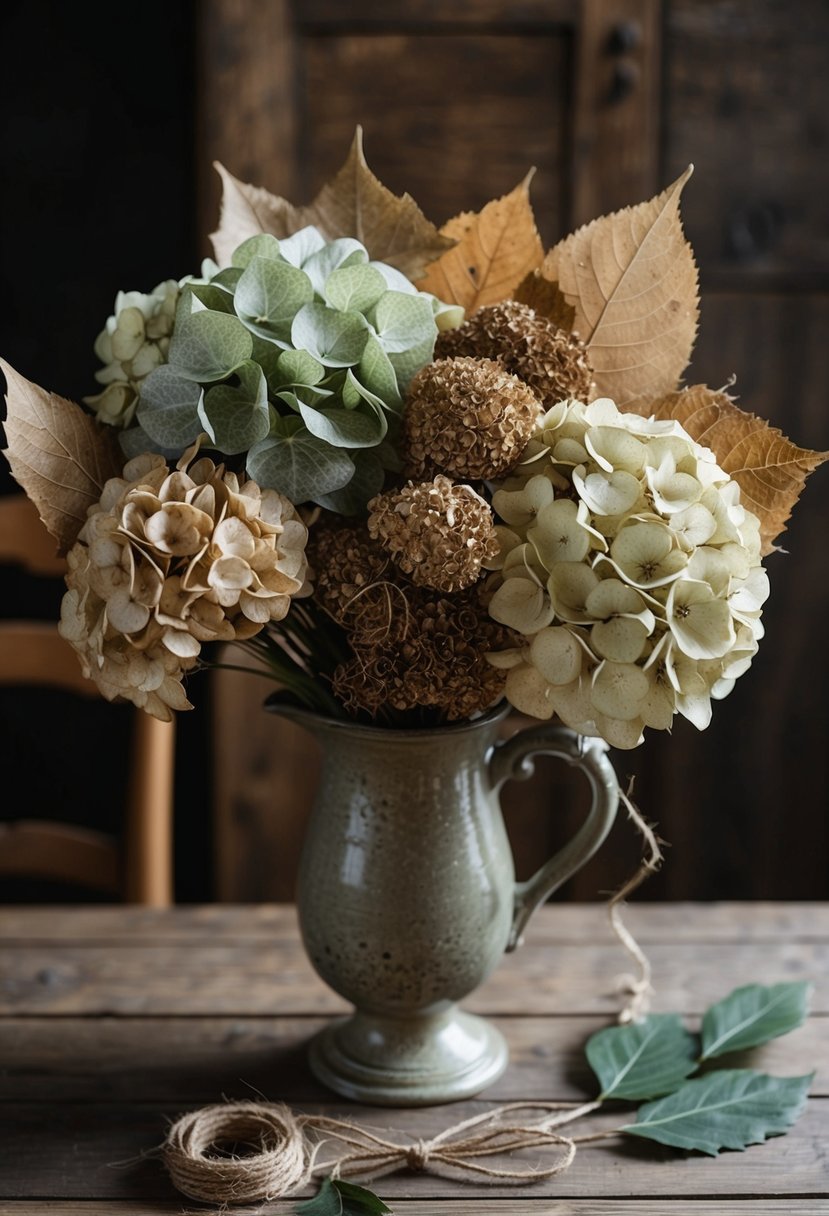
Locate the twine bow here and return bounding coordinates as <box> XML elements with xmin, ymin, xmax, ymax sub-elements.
<box><xmin>162</xmin><ymin>1100</ymin><xmax>591</xmax><ymax>1204</ymax></box>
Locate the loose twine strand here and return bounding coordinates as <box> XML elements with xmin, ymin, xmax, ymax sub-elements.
<box><xmin>162</xmin><ymin>779</ymin><xmax>664</xmax><ymax>1205</ymax></box>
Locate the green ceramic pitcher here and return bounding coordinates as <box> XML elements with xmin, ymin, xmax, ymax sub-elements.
<box><xmin>269</xmin><ymin>700</ymin><xmax>619</xmax><ymax>1106</ymax></box>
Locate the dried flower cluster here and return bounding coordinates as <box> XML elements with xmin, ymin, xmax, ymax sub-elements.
<box><xmin>367</xmin><ymin>475</ymin><xmax>499</xmax><ymax>593</ymax></box>
<box><xmin>435</xmin><ymin>300</ymin><xmax>594</xmax><ymax>408</ymax></box>
<box><xmin>309</xmin><ymin>519</ymin><xmax>513</xmax><ymax>721</ymax></box>
<box><xmin>402</xmin><ymin>356</ymin><xmax>542</xmax><ymax>481</ymax></box>
<box><xmin>59</xmin><ymin>447</ymin><xmax>309</xmax><ymax>720</ymax></box>
<box><xmin>485</xmin><ymin>398</ymin><xmax>769</xmax><ymax>748</ymax></box>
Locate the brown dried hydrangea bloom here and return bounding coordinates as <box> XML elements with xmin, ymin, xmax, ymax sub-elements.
<box><xmin>402</xmin><ymin>356</ymin><xmax>542</xmax><ymax>481</ymax></box>
<box><xmin>329</xmin><ymin>580</ymin><xmax>513</xmax><ymax>722</ymax></box>
<box><xmin>306</xmin><ymin>520</ymin><xmax>410</xmax><ymax>645</ymax></box>
<box><xmin>59</xmin><ymin>447</ymin><xmax>309</xmax><ymax>720</ymax></box>
<box><xmin>435</xmin><ymin>300</ymin><xmax>594</xmax><ymax>408</ymax></box>
<box><xmin>367</xmin><ymin>475</ymin><xmax>499</xmax><ymax>593</ymax></box>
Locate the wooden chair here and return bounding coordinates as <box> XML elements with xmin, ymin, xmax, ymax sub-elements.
<box><xmin>0</xmin><ymin>494</ymin><xmax>175</xmax><ymax>904</ymax></box>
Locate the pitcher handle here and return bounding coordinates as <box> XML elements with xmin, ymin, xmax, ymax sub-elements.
<box><xmin>489</xmin><ymin>722</ymin><xmax>619</xmax><ymax>951</ymax></box>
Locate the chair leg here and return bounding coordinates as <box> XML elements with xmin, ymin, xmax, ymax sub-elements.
<box><xmin>124</xmin><ymin>713</ymin><xmax>176</xmax><ymax>906</ymax></box>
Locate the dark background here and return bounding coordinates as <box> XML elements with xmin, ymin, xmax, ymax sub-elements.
<box><xmin>1</xmin><ymin>0</ymin><xmax>827</xmax><ymax>904</ymax></box>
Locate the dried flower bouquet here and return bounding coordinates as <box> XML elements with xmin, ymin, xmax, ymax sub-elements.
<box><xmin>2</xmin><ymin>130</ymin><xmax>826</xmax><ymax>746</ymax></box>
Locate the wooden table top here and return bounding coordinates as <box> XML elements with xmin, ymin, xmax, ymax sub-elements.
<box><xmin>0</xmin><ymin>901</ymin><xmax>827</xmax><ymax>1214</ymax></box>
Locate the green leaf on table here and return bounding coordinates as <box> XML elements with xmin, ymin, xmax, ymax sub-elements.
<box><xmin>586</xmin><ymin>1014</ymin><xmax>698</xmax><ymax>1100</ymax></box>
<box><xmin>700</xmin><ymin>982</ymin><xmax>812</xmax><ymax>1060</ymax></box>
<box><xmin>621</xmin><ymin>1069</ymin><xmax>813</xmax><ymax>1156</ymax></box>
<box><xmin>294</xmin><ymin>1175</ymin><xmax>393</xmax><ymax>1215</ymax></box>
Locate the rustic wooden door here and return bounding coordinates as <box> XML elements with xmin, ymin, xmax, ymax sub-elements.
<box><xmin>200</xmin><ymin>0</ymin><xmax>829</xmax><ymax>904</ymax></box>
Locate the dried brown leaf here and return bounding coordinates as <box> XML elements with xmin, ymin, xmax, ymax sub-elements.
<box><xmin>512</xmin><ymin>269</ymin><xmax>576</xmax><ymax>332</ymax></box>
<box><xmin>629</xmin><ymin>385</ymin><xmax>829</xmax><ymax>554</ymax></box>
<box><xmin>416</xmin><ymin>172</ymin><xmax>545</xmax><ymax>314</ymax></box>
<box><xmin>543</xmin><ymin>166</ymin><xmax>699</xmax><ymax>409</ymax></box>
<box><xmin>1</xmin><ymin>359</ymin><xmax>122</xmax><ymax>555</ymax></box>
<box><xmin>210</xmin><ymin>126</ymin><xmax>455</xmax><ymax>281</ymax></box>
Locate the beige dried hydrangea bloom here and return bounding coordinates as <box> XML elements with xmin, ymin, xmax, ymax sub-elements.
<box><xmin>484</xmin><ymin>397</ymin><xmax>769</xmax><ymax>749</ymax></box>
<box><xmin>435</xmin><ymin>300</ymin><xmax>595</xmax><ymax>408</ymax></box>
<box><xmin>402</xmin><ymin>356</ymin><xmax>542</xmax><ymax>480</ymax></box>
<box><xmin>367</xmin><ymin>475</ymin><xmax>499</xmax><ymax>593</ymax></box>
<box><xmin>83</xmin><ymin>280</ymin><xmax>180</xmax><ymax>427</ymax></box>
<box><xmin>59</xmin><ymin>445</ymin><xmax>309</xmax><ymax>720</ymax></box>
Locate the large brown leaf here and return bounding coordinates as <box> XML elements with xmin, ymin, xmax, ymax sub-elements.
<box><xmin>628</xmin><ymin>385</ymin><xmax>829</xmax><ymax>554</ymax></box>
<box><xmin>542</xmin><ymin>167</ymin><xmax>699</xmax><ymax>410</ymax></box>
<box><xmin>210</xmin><ymin>126</ymin><xmax>455</xmax><ymax>281</ymax></box>
<box><xmin>1</xmin><ymin>359</ymin><xmax>122</xmax><ymax>555</ymax></box>
<box><xmin>416</xmin><ymin>173</ymin><xmax>544</xmax><ymax>314</ymax></box>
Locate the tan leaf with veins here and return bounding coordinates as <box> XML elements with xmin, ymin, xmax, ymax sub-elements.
<box><xmin>629</xmin><ymin>384</ymin><xmax>829</xmax><ymax>554</ymax></box>
<box><xmin>1</xmin><ymin>358</ymin><xmax>123</xmax><ymax>555</ymax></box>
<box><xmin>543</xmin><ymin>166</ymin><xmax>699</xmax><ymax>409</ymax></box>
<box><xmin>210</xmin><ymin>126</ymin><xmax>455</xmax><ymax>282</ymax></box>
<box><xmin>416</xmin><ymin>172</ymin><xmax>544</xmax><ymax>313</ymax></box>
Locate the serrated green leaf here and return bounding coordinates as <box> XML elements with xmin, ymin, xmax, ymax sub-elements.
<box><xmin>136</xmin><ymin>366</ymin><xmax>204</xmax><ymax>449</ymax></box>
<box><xmin>325</xmin><ymin>264</ymin><xmax>387</xmax><ymax>314</ymax></box>
<box><xmin>297</xmin><ymin>399</ymin><xmax>386</xmax><ymax>449</ymax></box>
<box><xmin>586</xmin><ymin>1014</ymin><xmax>698</xmax><ymax>1100</ymax></box>
<box><xmin>370</xmin><ymin>290</ymin><xmax>436</xmax><ymax>353</ymax></box>
<box><xmin>303</xmin><ymin>237</ymin><xmax>367</xmax><ymax>297</ymax></box>
<box><xmin>247</xmin><ymin>419</ymin><xmax>354</xmax><ymax>504</ymax></box>
<box><xmin>198</xmin><ymin>360</ymin><xmax>270</xmax><ymax>455</ymax></box>
<box><xmin>168</xmin><ymin>310</ymin><xmax>253</xmax><ymax>382</ymax></box>
<box><xmin>622</xmin><ymin>1069</ymin><xmax>813</xmax><ymax>1156</ymax></box>
<box><xmin>292</xmin><ymin>303</ymin><xmax>369</xmax><ymax>368</ymax></box>
<box><xmin>293</xmin><ymin>1175</ymin><xmax>393</xmax><ymax>1216</ymax></box>
<box><xmin>235</xmin><ymin>256</ymin><xmax>314</xmax><ymax>343</ymax></box>
<box><xmin>701</xmin><ymin>982</ymin><xmax>812</xmax><ymax>1061</ymax></box>
<box><xmin>232</xmin><ymin>233</ymin><xmax>283</xmax><ymax>268</ymax></box>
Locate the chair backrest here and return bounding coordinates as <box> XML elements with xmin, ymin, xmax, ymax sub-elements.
<box><xmin>0</xmin><ymin>493</ymin><xmax>176</xmax><ymax>904</ymax></box>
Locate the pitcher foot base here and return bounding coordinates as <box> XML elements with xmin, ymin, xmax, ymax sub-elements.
<box><xmin>308</xmin><ymin>1008</ymin><xmax>508</xmax><ymax>1106</ymax></box>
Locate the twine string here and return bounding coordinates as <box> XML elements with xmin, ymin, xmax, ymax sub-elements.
<box><xmin>162</xmin><ymin>1101</ymin><xmax>581</xmax><ymax>1203</ymax></box>
<box><xmin>161</xmin><ymin>796</ymin><xmax>661</xmax><ymax>1205</ymax></box>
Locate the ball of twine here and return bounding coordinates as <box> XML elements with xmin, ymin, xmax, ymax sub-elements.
<box><xmin>163</xmin><ymin>1100</ymin><xmax>313</xmax><ymax>1203</ymax></box>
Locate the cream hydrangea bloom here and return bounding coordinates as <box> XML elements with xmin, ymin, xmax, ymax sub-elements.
<box><xmin>59</xmin><ymin>444</ymin><xmax>309</xmax><ymax>720</ymax></box>
<box><xmin>485</xmin><ymin>397</ymin><xmax>768</xmax><ymax>749</ymax></box>
<box><xmin>83</xmin><ymin>279</ymin><xmax>180</xmax><ymax>426</ymax></box>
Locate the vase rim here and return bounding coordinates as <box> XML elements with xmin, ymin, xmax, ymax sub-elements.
<box><xmin>264</xmin><ymin>696</ymin><xmax>512</xmax><ymax>739</ymax></box>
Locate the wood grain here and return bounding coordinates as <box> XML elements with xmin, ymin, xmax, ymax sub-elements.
<box><xmin>0</xmin><ymin>1100</ymin><xmax>826</xmax><ymax>1200</ymax></box>
<box><xmin>1</xmin><ymin>1205</ymin><xmax>827</xmax><ymax>1216</ymax></box>
<box><xmin>2</xmin><ymin>1013</ymin><xmax>826</xmax><ymax>1104</ymax></box>
<box><xmin>2</xmin><ymin>902</ymin><xmax>828</xmax><ymax>942</ymax></box>
<box><xmin>1</xmin><ymin>938</ymin><xmax>826</xmax><ymax>1016</ymax></box>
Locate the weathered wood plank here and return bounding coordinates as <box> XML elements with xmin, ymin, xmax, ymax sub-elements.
<box><xmin>2</xmin><ymin>903</ymin><xmax>827</xmax><ymax>943</ymax></box>
<box><xmin>0</xmin><ymin>1101</ymin><xmax>825</xmax><ymax>1200</ymax></box>
<box><xmin>1</xmin><ymin>939</ymin><xmax>825</xmax><ymax>1016</ymax></box>
<box><xmin>2</xmin><ymin>1013</ymin><xmax>824</xmax><ymax>1103</ymax></box>
<box><xmin>2</xmin><ymin>1204</ymin><xmax>827</xmax><ymax>1216</ymax></box>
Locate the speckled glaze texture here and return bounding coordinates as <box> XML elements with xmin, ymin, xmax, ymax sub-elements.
<box><xmin>271</xmin><ymin>702</ymin><xmax>619</xmax><ymax>1106</ymax></box>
